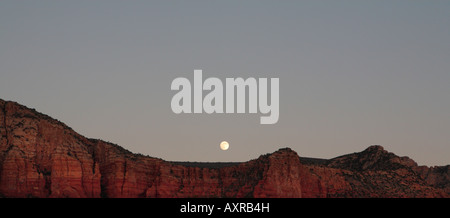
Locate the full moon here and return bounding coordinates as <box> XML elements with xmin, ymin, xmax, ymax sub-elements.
<box><xmin>220</xmin><ymin>141</ymin><xmax>229</xmax><ymax>151</ymax></box>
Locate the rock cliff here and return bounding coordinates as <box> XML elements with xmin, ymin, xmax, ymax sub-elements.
<box><xmin>0</xmin><ymin>99</ymin><xmax>448</xmax><ymax>198</ymax></box>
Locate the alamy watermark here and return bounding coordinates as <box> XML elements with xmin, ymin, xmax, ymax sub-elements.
<box><xmin>171</xmin><ymin>70</ymin><xmax>279</xmax><ymax>124</ymax></box>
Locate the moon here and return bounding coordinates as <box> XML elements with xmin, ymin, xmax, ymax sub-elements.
<box><xmin>220</xmin><ymin>141</ymin><xmax>229</xmax><ymax>151</ymax></box>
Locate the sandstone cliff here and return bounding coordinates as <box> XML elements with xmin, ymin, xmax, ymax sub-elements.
<box><xmin>0</xmin><ymin>99</ymin><xmax>448</xmax><ymax>198</ymax></box>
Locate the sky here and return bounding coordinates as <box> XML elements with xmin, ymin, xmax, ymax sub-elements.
<box><xmin>1</xmin><ymin>1</ymin><xmax>449</xmax><ymax>166</ymax></box>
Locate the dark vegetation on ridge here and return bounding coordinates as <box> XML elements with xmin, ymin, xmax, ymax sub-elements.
<box><xmin>170</xmin><ymin>162</ymin><xmax>242</xmax><ymax>169</ymax></box>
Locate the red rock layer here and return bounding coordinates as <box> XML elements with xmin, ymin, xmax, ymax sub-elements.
<box><xmin>0</xmin><ymin>99</ymin><xmax>448</xmax><ymax>198</ymax></box>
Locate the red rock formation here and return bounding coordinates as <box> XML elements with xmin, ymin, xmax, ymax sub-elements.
<box><xmin>0</xmin><ymin>100</ymin><xmax>100</xmax><ymax>197</ymax></box>
<box><xmin>0</xmin><ymin>99</ymin><xmax>448</xmax><ymax>198</ymax></box>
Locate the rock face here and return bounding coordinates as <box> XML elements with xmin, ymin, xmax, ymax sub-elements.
<box><xmin>0</xmin><ymin>100</ymin><xmax>101</xmax><ymax>197</ymax></box>
<box><xmin>301</xmin><ymin>145</ymin><xmax>448</xmax><ymax>197</ymax></box>
<box><xmin>0</xmin><ymin>99</ymin><xmax>448</xmax><ymax>198</ymax></box>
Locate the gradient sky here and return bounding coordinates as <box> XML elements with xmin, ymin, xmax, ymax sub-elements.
<box><xmin>1</xmin><ymin>1</ymin><xmax>449</xmax><ymax>166</ymax></box>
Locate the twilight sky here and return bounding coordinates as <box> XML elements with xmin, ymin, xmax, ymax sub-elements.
<box><xmin>1</xmin><ymin>1</ymin><xmax>449</xmax><ymax>166</ymax></box>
